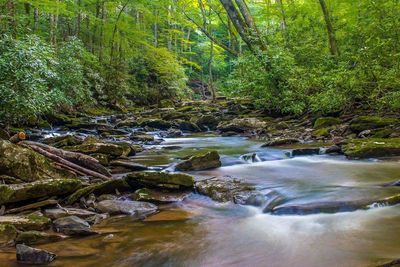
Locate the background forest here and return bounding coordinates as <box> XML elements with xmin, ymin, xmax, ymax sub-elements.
<box><xmin>0</xmin><ymin>0</ymin><xmax>399</xmax><ymax>124</ymax></box>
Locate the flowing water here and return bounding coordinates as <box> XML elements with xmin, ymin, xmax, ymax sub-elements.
<box><xmin>1</xmin><ymin>135</ymin><xmax>400</xmax><ymax>267</ymax></box>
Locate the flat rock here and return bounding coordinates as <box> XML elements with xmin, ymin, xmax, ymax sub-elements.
<box><xmin>132</xmin><ymin>188</ymin><xmax>190</xmax><ymax>203</ymax></box>
<box><xmin>44</xmin><ymin>208</ymin><xmax>98</xmax><ymax>220</ymax></box>
<box><xmin>125</xmin><ymin>172</ymin><xmax>194</xmax><ymax>190</ymax></box>
<box><xmin>175</xmin><ymin>151</ymin><xmax>221</xmax><ymax>171</ymax></box>
<box><xmin>16</xmin><ymin>244</ymin><xmax>56</xmax><ymax>265</ymax></box>
<box><xmin>96</xmin><ymin>200</ymin><xmax>158</xmax><ymax>217</ymax></box>
<box><xmin>110</xmin><ymin>160</ymin><xmax>148</xmax><ymax>171</ymax></box>
<box><xmin>0</xmin><ymin>212</ymin><xmax>51</xmax><ymax>231</ymax></box>
<box><xmin>53</xmin><ymin>216</ymin><xmax>96</xmax><ymax>236</ymax></box>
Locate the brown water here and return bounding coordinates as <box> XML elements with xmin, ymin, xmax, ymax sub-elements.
<box><xmin>1</xmin><ymin>136</ymin><xmax>400</xmax><ymax>267</ymax></box>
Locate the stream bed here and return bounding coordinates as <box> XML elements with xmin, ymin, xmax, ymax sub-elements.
<box><xmin>1</xmin><ymin>135</ymin><xmax>400</xmax><ymax>267</ymax></box>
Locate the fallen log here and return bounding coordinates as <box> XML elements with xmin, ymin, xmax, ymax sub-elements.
<box><xmin>19</xmin><ymin>142</ymin><xmax>111</xmax><ymax>181</ymax></box>
<box><xmin>20</xmin><ymin>141</ymin><xmax>111</xmax><ymax>177</ymax></box>
<box><xmin>6</xmin><ymin>199</ymin><xmax>58</xmax><ymax>214</ymax></box>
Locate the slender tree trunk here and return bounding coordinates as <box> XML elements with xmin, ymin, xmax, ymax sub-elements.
<box><xmin>33</xmin><ymin>8</ymin><xmax>39</xmax><ymax>32</ymax></box>
<box><xmin>318</xmin><ymin>0</ymin><xmax>339</xmax><ymax>56</ymax></box>
<box><xmin>153</xmin><ymin>9</ymin><xmax>158</xmax><ymax>47</ymax></box>
<box><xmin>6</xmin><ymin>0</ymin><xmax>17</xmax><ymax>38</ymax></box>
<box><xmin>76</xmin><ymin>0</ymin><xmax>82</xmax><ymax>36</ymax></box>
<box><xmin>277</xmin><ymin>0</ymin><xmax>287</xmax><ymax>30</ymax></box>
<box><xmin>110</xmin><ymin>0</ymin><xmax>129</xmax><ymax>63</ymax></box>
<box><xmin>99</xmin><ymin>1</ymin><xmax>105</xmax><ymax>62</ymax></box>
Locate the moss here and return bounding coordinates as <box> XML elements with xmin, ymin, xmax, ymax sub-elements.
<box><xmin>314</xmin><ymin>117</ymin><xmax>342</xmax><ymax>129</ymax></box>
<box><xmin>371</xmin><ymin>128</ymin><xmax>394</xmax><ymax>138</ymax></box>
<box><xmin>0</xmin><ymin>224</ymin><xmax>17</xmax><ymax>247</ymax></box>
<box><xmin>350</xmin><ymin>116</ymin><xmax>399</xmax><ymax>132</ymax></box>
<box><xmin>343</xmin><ymin>138</ymin><xmax>400</xmax><ymax>158</ymax></box>
<box><xmin>313</xmin><ymin>127</ymin><xmax>331</xmax><ymax>137</ymax></box>
<box><xmin>84</xmin><ymin>106</ymin><xmax>115</xmax><ymax>116</ymax></box>
<box><xmin>175</xmin><ymin>151</ymin><xmax>221</xmax><ymax>171</ymax></box>
<box><xmin>125</xmin><ymin>172</ymin><xmax>194</xmax><ymax>190</ymax></box>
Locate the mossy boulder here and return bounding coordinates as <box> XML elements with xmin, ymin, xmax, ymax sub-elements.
<box><xmin>313</xmin><ymin>117</ymin><xmax>342</xmax><ymax>129</ymax></box>
<box><xmin>194</xmin><ymin>114</ymin><xmax>220</xmax><ymax>130</ymax></box>
<box><xmin>0</xmin><ymin>179</ymin><xmax>82</xmax><ymax>205</ymax></box>
<box><xmin>0</xmin><ymin>224</ymin><xmax>17</xmax><ymax>247</ymax></box>
<box><xmin>175</xmin><ymin>120</ymin><xmax>201</xmax><ymax>132</ymax></box>
<box><xmin>42</xmin><ymin>135</ymin><xmax>84</xmax><ymax>148</ymax></box>
<box><xmin>161</xmin><ymin>111</ymin><xmax>189</xmax><ymax>121</ymax></box>
<box><xmin>342</xmin><ymin>138</ymin><xmax>400</xmax><ymax>158</ymax></box>
<box><xmin>0</xmin><ymin>212</ymin><xmax>51</xmax><ymax>231</ymax></box>
<box><xmin>125</xmin><ymin>172</ymin><xmax>194</xmax><ymax>190</ymax></box>
<box><xmin>175</xmin><ymin>151</ymin><xmax>221</xmax><ymax>171</ymax></box>
<box><xmin>0</xmin><ymin>140</ymin><xmax>76</xmax><ymax>182</ymax></box>
<box><xmin>140</xmin><ymin>119</ymin><xmax>172</xmax><ymax>130</ymax></box>
<box><xmin>350</xmin><ymin>116</ymin><xmax>399</xmax><ymax>133</ymax></box>
<box><xmin>132</xmin><ymin>188</ymin><xmax>190</xmax><ymax>203</ymax></box>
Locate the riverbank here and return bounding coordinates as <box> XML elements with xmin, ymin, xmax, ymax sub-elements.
<box><xmin>0</xmin><ymin>99</ymin><xmax>399</xmax><ymax>266</ymax></box>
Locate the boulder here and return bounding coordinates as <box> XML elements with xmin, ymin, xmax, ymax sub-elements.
<box><xmin>132</xmin><ymin>188</ymin><xmax>190</xmax><ymax>203</ymax></box>
<box><xmin>42</xmin><ymin>135</ymin><xmax>83</xmax><ymax>148</ymax></box>
<box><xmin>125</xmin><ymin>172</ymin><xmax>194</xmax><ymax>190</ymax></box>
<box><xmin>16</xmin><ymin>231</ymin><xmax>65</xmax><ymax>245</ymax></box>
<box><xmin>16</xmin><ymin>244</ymin><xmax>56</xmax><ymax>265</ymax></box>
<box><xmin>349</xmin><ymin>116</ymin><xmax>399</xmax><ymax>133</ymax></box>
<box><xmin>313</xmin><ymin>117</ymin><xmax>342</xmax><ymax>129</ymax></box>
<box><xmin>0</xmin><ymin>179</ymin><xmax>82</xmax><ymax>205</ymax></box>
<box><xmin>195</xmin><ymin>115</ymin><xmax>220</xmax><ymax>130</ymax></box>
<box><xmin>0</xmin><ymin>224</ymin><xmax>17</xmax><ymax>247</ymax></box>
<box><xmin>342</xmin><ymin>138</ymin><xmax>400</xmax><ymax>158</ymax></box>
<box><xmin>0</xmin><ymin>212</ymin><xmax>51</xmax><ymax>231</ymax></box>
<box><xmin>175</xmin><ymin>120</ymin><xmax>201</xmax><ymax>132</ymax></box>
<box><xmin>195</xmin><ymin>177</ymin><xmax>256</xmax><ymax>203</ymax></box>
<box><xmin>261</xmin><ymin>138</ymin><xmax>300</xmax><ymax>147</ymax></box>
<box><xmin>217</xmin><ymin>118</ymin><xmax>267</xmax><ymax>133</ymax></box>
<box><xmin>175</xmin><ymin>151</ymin><xmax>221</xmax><ymax>171</ymax></box>
<box><xmin>0</xmin><ymin>140</ymin><xmax>76</xmax><ymax>182</ymax></box>
<box><xmin>240</xmin><ymin>153</ymin><xmax>261</xmax><ymax>163</ymax></box>
<box><xmin>140</xmin><ymin>119</ymin><xmax>172</xmax><ymax>130</ymax></box>
<box><xmin>53</xmin><ymin>216</ymin><xmax>96</xmax><ymax>236</ymax></box>
<box><xmin>96</xmin><ymin>200</ymin><xmax>158</xmax><ymax>217</ymax></box>
<box><xmin>159</xmin><ymin>129</ymin><xmax>183</xmax><ymax>138</ymax></box>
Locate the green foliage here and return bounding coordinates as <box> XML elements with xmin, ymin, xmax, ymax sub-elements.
<box><xmin>0</xmin><ymin>35</ymin><xmax>60</xmax><ymax>124</ymax></box>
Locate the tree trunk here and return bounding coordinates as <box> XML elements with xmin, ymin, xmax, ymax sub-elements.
<box><xmin>6</xmin><ymin>0</ymin><xmax>17</xmax><ymax>38</ymax></box>
<box><xmin>318</xmin><ymin>0</ymin><xmax>339</xmax><ymax>56</ymax></box>
<box><xmin>33</xmin><ymin>8</ymin><xmax>39</xmax><ymax>32</ymax></box>
<box><xmin>99</xmin><ymin>1</ymin><xmax>106</xmax><ymax>62</ymax></box>
<box><xmin>76</xmin><ymin>0</ymin><xmax>82</xmax><ymax>36</ymax></box>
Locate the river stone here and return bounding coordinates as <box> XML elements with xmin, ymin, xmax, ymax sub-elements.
<box><xmin>196</xmin><ymin>177</ymin><xmax>256</xmax><ymax>203</ymax></box>
<box><xmin>0</xmin><ymin>212</ymin><xmax>51</xmax><ymax>231</ymax></box>
<box><xmin>42</xmin><ymin>135</ymin><xmax>83</xmax><ymax>148</ymax></box>
<box><xmin>125</xmin><ymin>172</ymin><xmax>194</xmax><ymax>190</ymax></box>
<box><xmin>261</xmin><ymin>138</ymin><xmax>300</xmax><ymax>147</ymax></box>
<box><xmin>159</xmin><ymin>129</ymin><xmax>183</xmax><ymax>138</ymax></box>
<box><xmin>0</xmin><ymin>179</ymin><xmax>82</xmax><ymax>205</ymax></box>
<box><xmin>96</xmin><ymin>200</ymin><xmax>158</xmax><ymax>217</ymax></box>
<box><xmin>217</xmin><ymin>118</ymin><xmax>267</xmax><ymax>133</ymax></box>
<box><xmin>16</xmin><ymin>231</ymin><xmax>65</xmax><ymax>245</ymax></box>
<box><xmin>44</xmin><ymin>208</ymin><xmax>98</xmax><ymax>220</ymax></box>
<box><xmin>195</xmin><ymin>114</ymin><xmax>220</xmax><ymax>130</ymax></box>
<box><xmin>0</xmin><ymin>140</ymin><xmax>76</xmax><ymax>182</ymax></box>
<box><xmin>16</xmin><ymin>244</ymin><xmax>56</xmax><ymax>265</ymax></box>
<box><xmin>175</xmin><ymin>151</ymin><xmax>221</xmax><ymax>171</ymax></box>
<box><xmin>132</xmin><ymin>188</ymin><xmax>190</xmax><ymax>203</ymax></box>
<box><xmin>342</xmin><ymin>138</ymin><xmax>400</xmax><ymax>158</ymax></box>
<box><xmin>140</xmin><ymin>119</ymin><xmax>172</xmax><ymax>130</ymax></box>
<box><xmin>0</xmin><ymin>224</ymin><xmax>17</xmax><ymax>247</ymax></box>
<box><xmin>53</xmin><ymin>216</ymin><xmax>96</xmax><ymax>236</ymax></box>
<box><xmin>291</xmin><ymin>148</ymin><xmax>320</xmax><ymax>157</ymax></box>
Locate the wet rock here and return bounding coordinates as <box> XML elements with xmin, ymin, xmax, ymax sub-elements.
<box><xmin>313</xmin><ymin>117</ymin><xmax>342</xmax><ymax>129</ymax></box>
<box><xmin>163</xmin><ymin>145</ymin><xmax>183</xmax><ymax>150</ymax></box>
<box><xmin>140</xmin><ymin>119</ymin><xmax>172</xmax><ymax>130</ymax></box>
<box><xmin>53</xmin><ymin>216</ymin><xmax>96</xmax><ymax>236</ymax></box>
<box><xmin>161</xmin><ymin>111</ymin><xmax>189</xmax><ymax>121</ymax></box>
<box><xmin>195</xmin><ymin>177</ymin><xmax>256</xmax><ymax>203</ymax></box>
<box><xmin>0</xmin><ymin>140</ymin><xmax>76</xmax><ymax>182</ymax></box>
<box><xmin>144</xmin><ymin>210</ymin><xmax>194</xmax><ymax>222</ymax></box>
<box><xmin>159</xmin><ymin>129</ymin><xmax>183</xmax><ymax>138</ymax></box>
<box><xmin>175</xmin><ymin>120</ymin><xmax>201</xmax><ymax>132</ymax></box>
<box><xmin>175</xmin><ymin>151</ymin><xmax>221</xmax><ymax>171</ymax></box>
<box><xmin>125</xmin><ymin>172</ymin><xmax>194</xmax><ymax>190</ymax></box>
<box><xmin>349</xmin><ymin>116</ymin><xmax>399</xmax><ymax>133</ymax></box>
<box><xmin>324</xmin><ymin>145</ymin><xmax>342</xmax><ymax>154</ymax></box>
<box><xmin>195</xmin><ymin>115</ymin><xmax>220</xmax><ymax>130</ymax></box>
<box><xmin>291</xmin><ymin>148</ymin><xmax>320</xmax><ymax>157</ymax></box>
<box><xmin>5</xmin><ymin>199</ymin><xmax>58</xmax><ymax>215</ymax></box>
<box><xmin>261</xmin><ymin>138</ymin><xmax>300</xmax><ymax>147</ymax></box>
<box><xmin>0</xmin><ymin>224</ymin><xmax>17</xmax><ymax>247</ymax></box>
<box><xmin>96</xmin><ymin>200</ymin><xmax>158</xmax><ymax>217</ymax></box>
<box><xmin>217</xmin><ymin>118</ymin><xmax>267</xmax><ymax>133</ymax></box>
<box><xmin>42</xmin><ymin>135</ymin><xmax>83</xmax><ymax>148</ymax></box>
<box><xmin>16</xmin><ymin>244</ymin><xmax>56</xmax><ymax>265</ymax></box>
<box><xmin>132</xmin><ymin>188</ymin><xmax>190</xmax><ymax>203</ymax></box>
<box><xmin>16</xmin><ymin>231</ymin><xmax>65</xmax><ymax>245</ymax></box>
<box><xmin>66</xmin><ymin>179</ymin><xmax>130</xmax><ymax>205</ymax></box>
<box><xmin>110</xmin><ymin>160</ymin><xmax>148</xmax><ymax>171</ymax></box>
<box><xmin>240</xmin><ymin>153</ymin><xmax>261</xmax><ymax>163</ymax></box>
<box><xmin>0</xmin><ymin>179</ymin><xmax>82</xmax><ymax>205</ymax></box>
<box><xmin>85</xmin><ymin>213</ymin><xmax>109</xmax><ymax>225</ymax></box>
<box><xmin>0</xmin><ymin>212</ymin><xmax>51</xmax><ymax>231</ymax></box>
<box><xmin>65</xmin><ymin>137</ymin><xmax>129</xmax><ymax>158</ymax></box>
<box><xmin>130</xmin><ymin>134</ymin><xmax>155</xmax><ymax>142</ymax></box>
<box><xmin>378</xmin><ymin>258</ymin><xmax>400</xmax><ymax>267</ymax></box>
<box><xmin>44</xmin><ymin>208</ymin><xmax>98</xmax><ymax>220</ymax></box>
<box><xmin>342</xmin><ymin>138</ymin><xmax>400</xmax><ymax>158</ymax></box>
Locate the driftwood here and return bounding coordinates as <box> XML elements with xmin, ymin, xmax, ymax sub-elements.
<box><xmin>19</xmin><ymin>142</ymin><xmax>111</xmax><ymax>181</ymax></box>
<box><xmin>20</xmin><ymin>141</ymin><xmax>111</xmax><ymax>177</ymax></box>
<box><xmin>9</xmin><ymin>132</ymin><xmax>26</xmax><ymax>143</ymax></box>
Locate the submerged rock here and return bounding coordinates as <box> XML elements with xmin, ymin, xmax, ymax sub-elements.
<box><xmin>16</xmin><ymin>231</ymin><xmax>65</xmax><ymax>245</ymax></box>
<box><xmin>125</xmin><ymin>172</ymin><xmax>194</xmax><ymax>190</ymax></box>
<box><xmin>96</xmin><ymin>200</ymin><xmax>158</xmax><ymax>217</ymax></box>
<box><xmin>16</xmin><ymin>244</ymin><xmax>56</xmax><ymax>265</ymax></box>
<box><xmin>175</xmin><ymin>151</ymin><xmax>221</xmax><ymax>171</ymax></box>
<box><xmin>53</xmin><ymin>216</ymin><xmax>96</xmax><ymax>236</ymax></box>
<box><xmin>132</xmin><ymin>188</ymin><xmax>190</xmax><ymax>203</ymax></box>
<box><xmin>342</xmin><ymin>138</ymin><xmax>400</xmax><ymax>158</ymax></box>
<box><xmin>0</xmin><ymin>179</ymin><xmax>82</xmax><ymax>205</ymax></box>
<box><xmin>0</xmin><ymin>140</ymin><xmax>76</xmax><ymax>182</ymax></box>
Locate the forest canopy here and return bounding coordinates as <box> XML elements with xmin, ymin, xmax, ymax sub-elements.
<box><xmin>0</xmin><ymin>0</ymin><xmax>399</xmax><ymax>124</ymax></box>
